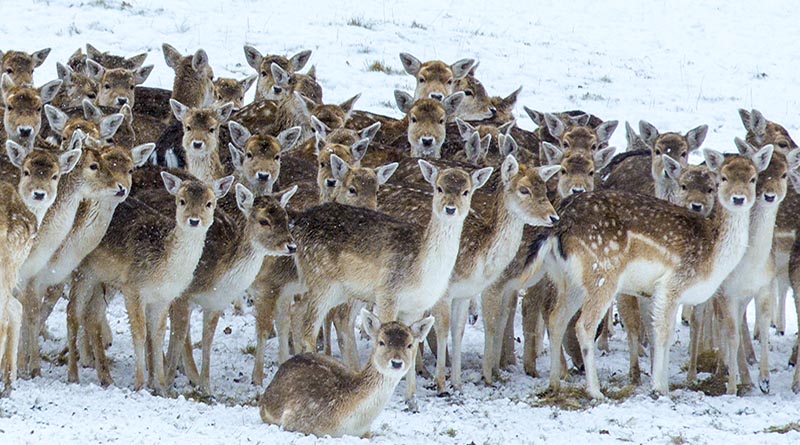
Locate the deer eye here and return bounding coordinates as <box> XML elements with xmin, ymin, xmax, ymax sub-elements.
<box><xmin>89</xmin><ymin>163</ymin><xmax>99</xmax><ymax>170</ymax></box>
<box><xmin>721</xmin><ymin>176</ymin><xmax>727</xmax><ymax>182</ymax></box>
<box><xmin>447</xmin><ymin>79</ymin><xmax>453</xmax><ymax>85</ymax></box>
<box><xmin>782</xmin><ymin>173</ymin><xmax>788</xmax><ymax>179</ymax></box>
<box><xmin>128</xmin><ymin>169</ymin><xmax>133</xmax><ymax>174</ymax></box>
<box><xmin>6</xmin><ymin>106</ymin><xmax>12</xmax><ymax>111</ymax></box>
<box><xmin>379</xmin><ymin>341</ymin><xmax>385</xmax><ymax>347</ymax></box>
<box><xmin>655</xmin><ymin>149</ymin><xmax>662</xmax><ymax>155</ymax></box>
<box><xmin>206</xmin><ymin>201</ymin><xmax>213</xmax><ymax>208</ymax></box>
<box><xmin>51</xmin><ymin>174</ymin><xmax>58</xmax><ymax>180</ymax></box>
<box><xmin>246</xmin><ymin>152</ymin><xmax>253</xmax><ymax>159</ymax></box>
<box><xmin>209</xmin><ymin>127</ymin><xmax>215</xmax><ymax>134</ymax></box>
<box><xmin>274</xmin><ymin>154</ymin><xmax>280</xmax><ymax>161</ymax></box>
<box><xmin>5</xmin><ymin>68</ymin><xmax>12</xmax><ymax>73</ymax></box>
<box><xmin>185</xmin><ymin>126</ymin><xmax>192</xmax><ymax>132</ymax></box>
<box><xmin>519</xmin><ymin>187</ymin><xmax>531</xmax><ymax>195</ymax></box>
<box><xmin>406</xmin><ymin>343</ymin><xmax>413</xmax><ymax>349</ymax></box>
<box><xmin>707</xmin><ymin>188</ymin><xmax>714</xmax><ymax>193</ymax></box>
<box><xmin>681</xmin><ymin>152</ymin><xmax>687</xmax><ymax>158</ymax></box>
<box><xmin>37</xmin><ymin>106</ymin><xmax>42</xmax><ymax>112</ymax></box>
<box><xmin>87</xmin><ymin>93</ymin><xmax>96</xmax><ymax>99</ymax></box>
<box><xmin>320</xmin><ymin>162</ymin><xmax>326</xmax><ymax>168</ymax></box>
<box><xmin>462</xmin><ymin>190</ymin><xmax>469</xmax><ymax>197</ymax></box>
<box><xmin>439</xmin><ymin>119</ymin><xmax>444</xmax><ymax>124</ymax></box>
<box><xmin>179</xmin><ymin>199</ymin><xmax>186</xmax><ymax>206</ymax></box>
<box><xmin>681</xmin><ymin>184</ymin><xmax>687</xmax><ymax>191</ymax></box>
<box><xmin>349</xmin><ymin>186</ymin><xmax>357</xmax><ymax>194</ymax></box>
<box><xmin>560</xmin><ymin>168</ymin><xmax>567</xmax><ymax>175</ymax></box>
<box><xmin>588</xmin><ymin>171</ymin><xmax>594</xmax><ymax>176</ymax></box>
<box><xmin>261</xmin><ymin>71</ymin><xmax>267</xmax><ymax>78</ymax></box>
<box><xmin>750</xmin><ymin>177</ymin><xmax>756</xmax><ymax>183</ymax></box>
<box><xmin>23</xmin><ymin>170</ymin><xmax>30</xmax><ymax>177</ymax></box>
<box><xmin>411</xmin><ymin>117</ymin><xmax>417</xmax><ymax>124</ymax></box>
<box><xmin>779</xmin><ymin>142</ymin><xmax>789</xmax><ymax>149</ymax></box>
<box><xmin>563</xmin><ymin>141</ymin><xmax>570</xmax><ymax>148</ymax></box>
<box><xmin>464</xmin><ymin>90</ymin><xmax>473</xmax><ymax>96</ymax></box>
<box><xmin>436</xmin><ymin>186</ymin><xmax>443</xmax><ymax>193</ymax></box>
<box><xmin>418</xmin><ymin>77</ymin><xmax>425</xmax><ymax>83</ymax></box>
<box><xmin>104</xmin><ymin>84</ymin><xmax>111</xmax><ymax>90</ymax></box>
<box><xmin>259</xmin><ymin>219</ymin><xmax>270</xmax><ymax>226</ymax></box>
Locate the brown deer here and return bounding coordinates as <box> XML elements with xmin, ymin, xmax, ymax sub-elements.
<box><xmin>380</xmin><ymin>90</ymin><xmax>464</xmax><ymax>158</ymax></box>
<box><xmin>542</xmin><ymin>111</ymin><xmax>618</xmax><ymax>154</ymax></box>
<box><xmin>85</xmin><ymin>44</ymin><xmax>148</xmax><ymax>71</ymax></box>
<box><xmin>398</xmin><ymin>53</ymin><xmax>475</xmax><ymax>101</ymax></box>
<box><xmin>44</xmin><ymin>101</ymin><xmax>125</xmax><ymax>149</ymax></box>
<box><xmin>213</xmin><ymin>76</ymin><xmax>256</xmax><ymax>110</ymax></box>
<box><xmin>168</xmin><ymin>99</ymin><xmax>234</xmax><ymax>184</ymax></box>
<box><xmin>0</xmin><ymin>48</ymin><xmax>50</xmax><ymax>86</ymax></box>
<box><xmin>292</xmin><ymin>161</ymin><xmax>491</xmax><ymax>410</ymax></box>
<box><xmin>260</xmin><ymin>309</ymin><xmax>434</xmax><ymax>438</ymax></box>
<box><xmin>267</xmin><ymin>63</ymin><xmax>324</xmax><ymax>105</ymax></box>
<box><xmin>52</xmin><ymin>62</ymin><xmax>99</xmax><ymax>110</ymax></box>
<box><xmin>453</xmin><ymin>62</ymin><xmax>520</xmax><ymax>123</ymax></box>
<box><xmin>70</xmin><ymin>172</ymin><xmax>233</xmax><ymax>392</ymax></box>
<box><xmin>85</xmin><ymin>60</ymin><xmax>154</xmax><ymax>108</ymax></box>
<box><xmin>227</xmin><ymin>121</ymin><xmax>302</xmax><ymax>196</ymax></box>
<box><xmin>1</xmin><ymin>74</ymin><xmax>62</xmax><ymax>148</ymax></box>
<box><xmin>162</xmin><ymin>44</ymin><xmax>214</xmax><ymax>109</ymax></box>
<box><xmin>0</xmin><ymin>141</ymin><xmax>80</xmax><ymax>395</ymax></box>
<box><xmin>529</xmin><ymin>145</ymin><xmax>772</xmax><ymax>399</ymax></box>
<box><xmin>243</xmin><ymin>46</ymin><xmax>312</xmax><ymax>101</ymax></box>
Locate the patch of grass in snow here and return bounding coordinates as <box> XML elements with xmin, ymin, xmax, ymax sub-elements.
<box><xmin>444</xmin><ymin>428</ymin><xmax>457</xmax><ymax>437</ymax></box>
<box><xmin>410</xmin><ymin>21</ymin><xmax>428</xmax><ymax>30</ymax></box>
<box><xmin>379</xmin><ymin>100</ymin><xmax>395</xmax><ymax>109</ymax></box>
<box><xmin>764</xmin><ymin>422</ymin><xmax>800</xmax><ymax>434</ymax></box>
<box><xmin>365</xmin><ymin>60</ymin><xmax>403</xmax><ymax>75</ymax></box>
<box><xmin>347</xmin><ymin>16</ymin><xmax>375</xmax><ymax>30</ymax></box>
<box><xmin>669</xmin><ymin>433</ymin><xmax>688</xmax><ymax>444</ymax></box>
<box><xmin>241</xmin><ymin>345</ymin><xmax>257</xmax><ymax>356</ymax></box>
<box><xmin>599</xmin><ymin>75</ymin><xmax>612</xmax><ymax>83</ymax></box>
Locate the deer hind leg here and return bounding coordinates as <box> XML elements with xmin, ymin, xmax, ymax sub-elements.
<box><xmin>301</xmin><ymin>283</ymin><xmax>341</xmax><ymax>355</ymax></box>
<box><xmin>164</xmin><ymin>298</ymin><xmax>190</xmax><ymax>388</ymax></box>
<box><xmin>181</xmin><ymin>318</ymin><xmax>201</xmax><ymax>386</ymax></box>
<box><xmin>596</xmin><ymin>308</ymin><xmax>614</xmax><ymax>353</ymax></box>
<box><xmin>18</xmin><ymin>281</ymin><xmax>41</xmax><ymax>378</ymax></box>
<box><xmin>123</xmin><ymin>293</ymin><xmax>147</xmax><ymax>391</ymax></box>
<box><xmin>449</xmin><ymin>297</ymin><xmax>470</xmax><ymax>391</ymax></box>
<box><xmin>547</xmin><ymin>283</ymin><xmax>586</xmax><ymax>395</ymax></box>
<box><xmin>432</xmin><ymin>296</ymin><xmax>451</xmax><ymax>394</ymax></box>
<box><xmin>574</xmin><ymin>278</ymin><xmax>618</xmax><ymax>400</ymax></box>
<box><xmin>333</xmin><ymin>302</ymin><xmax>361</xmax><ymax>369</ymax></box>
<box><xmin>66</xmin><ymin>284</ymin><xmax>86</xmax><ymax>384</ymax></box>
<box><xmin>3</xmin><ymin>297</ymin><xmax>21</xmax><ymax>397</ymax></box>
<box><xmin>686</xmin><ymin>301</ymin><xmax>705</xmax><ymax>385</ymax></box>
<box><xmin>521</xmin><ymin>291</ymin><xmax>541</xmax><ymax>377</ymax></box>
<box><xmin>773</xmin><ymin>272</ymin><xmax>789</xmax><ymax>335</ymax></box>
<box><xmin>617</xmin><ymin>294</ymin><xmax>642</xmax><ymax>385</ymax></box>
<box><xmin>500</xmin><ymin>294</ymin><xmax>517</xmax><ymax>368</ymax></box>
<box><xmin>199</xmin><ymin>309</ymin><xmax>222</xmax><ymax>393</ymax></box>
<box><xmin>251</xmin><ymin>284</ymin><xmax>278</xmax><ymax>386</ymax></box>
<box><xmin>144</xmin><ymin>302</ymin><xmax>170</xmax><ymax>395</ymax></box>
<box><xmin>88</xmin><ymin>287</ymin><xmax>114</xmax><ymax>387</ymax></box>
<box><xmin>481</xmin><ymin>277</ymin><xmax>510</xmax><ymax>385</ymax></box>
<box><xmin>39</xmin><ymin>284</ymin><xmax>64</xmax><ymax>341</ymax></box>
<box><xmin>649</xmin><ymin>285</ymin><xmax>680</xmax><ymax>397</ymax></box>
<box><xmin>756</xmin><ymin>283</ymin><xmax>773</xmax><ymax>394</ymax></box>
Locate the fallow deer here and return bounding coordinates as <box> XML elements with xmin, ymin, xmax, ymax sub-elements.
<box><xmin>227</xmin><ymin>121</ymin><xmax>302</xmax><ymax>196</ymax></box>
<box><xmin>71</xmin><ymin>172</ymin><xmax>233</xmax><ymax>392</ymax></box>
<box><xmin>52</xmin><ymin>62</ymin><xmax>98</xmax><ymax>110</ymax></box>
<box><xmin>85</xmin><ymin>60</ymin><xmax>154</xmax><ymax>108</ymax></box>
<box><xmin>378</xmin><ymin>90</ymin><xmax>464</xmax><ymax>158</ymax></box>
<box><xmin>398</xmin><ymin>53</ymin><xmax>475</xmax><ymax>101</ymax></box>
<box><xmin>162</xmin><ymin>44</ymin><xmax>214</xmax><ymax>109</ymax></box>
<box><xmin>1</xmin><ymin>74</ymin><xmax>62</xmax><ymax>148</ymax></box>
<box><xmin>0</xmin><ymin>48</ymin><xmax>50</xmax><ymax>87</ymax></box>
<box><xmin>168</xmin><ymin>99</ymin><xmax>234</xmax><ymax>184</ymax></box>
<box><xmin>529</xmin><ymin>145</ymin><xmax>772</xmax><ymax>399</ymax></box>
<box><xmin>85</xmin><ymin>44</ymin><xmax>148</xmax><ymax>71</ymax></box>
<box><xmin>268</xmin><ymin>63</ymin><xmax>324</xmax><ymax>105</ymax></box>
<box><xmin>44</xmin><ymin>100</ymin><xmax>125</xmax><ymax>149</ymax></box>
<box><xmin>243</xmin><ymin>46</ymin><xmax>312</xmax><ymax>101</ymax></box>
<box><xmin>259</xmin><ymin>309</ymin><xmax>434</xmax><ymax>438</ymax></box>
<box><xmin>213</xmin><ymin>76</ymin><xmax>256</xmax><ymax>110</ymax></box>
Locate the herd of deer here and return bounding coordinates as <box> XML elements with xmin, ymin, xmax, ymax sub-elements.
<box><xmin>0</xmin><ymin>42</ymin><xmax>799</xmax><ymax>438</ymax></box>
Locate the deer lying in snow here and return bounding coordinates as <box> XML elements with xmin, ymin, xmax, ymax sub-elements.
<box><xmin>260</xmin><ymin>309</ymin><xmax>434</xmax><ymax>438</ymax></box>
<box><xmin>527</xmin><ymin>144</ymin><xmax>773</xmax><ymax>398</ymax></box>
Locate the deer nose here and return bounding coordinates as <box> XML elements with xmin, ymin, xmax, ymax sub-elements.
<box><xmin>116</xmin><ymin>97</ymin><xmax>128</xmax><ymax>105</ymax></box>
<box><xmin>731</xmin><ymin>196</ymin><xmax>745</xmax><ymax>206</ymax></box>
<box><xmin>326</xmin><ymin>178</ymin><xmax>337</xmax><ymax>188</ymax></box>
<box><xmin>18</xmin><ymin>127</ymin><xmax>32</xmax><ymax>138</ymax></box>
<box><xmin>188</xmin><ymin>218</ymin><xmax>200</xmax><ymax>227</ymax></box>
<box><xmin>690</xmin><ymin>203</ymin><xmax>704</xmax><ymax>212</ymax></box>
<box><xmin>421</xmin><ymin>137</ymin><xmax>434</xmax><ymax>148</ymax></box>
<box><xmin>286</xmin><ymin>243</ymin><xmax>297</xmax><ymax>254</ymax></box>
<box><xmin>444</xmin><ymin>206</ymin><xmax>456</xmax><ymax>215</ymax></box>
<box><xmin>764</xmin><ymin>193</ymin><xmax>776</xmax><ymax>203</ymax></box>
<box><xmin>32</xmin><ymin>191</ymin><xmax>46</xmax><ymax>201</ymax></box>
<box><xmin>549</xmin><ymin>215</ymin><xmax>560</xmax><ymax>224</ymax></box>
<box><xmin>115</xmin><ymin>184</ymin><xmax>127</xmax><ymax>197</ymax></box>
<box><xmin>272</xmin><ymin>86</ymin><xmax>282</xmax><ymax>94</ymax></box>
<box><xmin>429</xmin><ymin>93</ymin><xmax>444</xmax><ymax>101</ymax></box>
<box><xmin>390</xmin><ymin>360</ymin><xmax>403</xmax><ymax>369</ymax></box>
<box><xmin>192</xmin><ymin>141</ymin><xmax>204</xmax><ymax>150</ymax></box>
<box><xmin>571</xmin><ymin>187</ymin><xmax>586</xmax><ymax>194</ymax></box>
<box><xmin>257</xmin><ymin>172</ymin><xmax>271</xmax><ymax>182</ymax></box>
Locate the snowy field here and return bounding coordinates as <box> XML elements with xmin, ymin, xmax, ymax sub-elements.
<box><xmin>2</xmin><ymin>0</ymin><xmax>800</xmax><ymax>443</ymax></box>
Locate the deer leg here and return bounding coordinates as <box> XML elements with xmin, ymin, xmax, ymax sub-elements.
<box><xmin>500</xmin><ymin>294</ymin><xmax>517</xmax><ymax>368</ymax></box>
<box><xmin>165</xmin><ymin>298</ymin><xmax>190</xmax><ymax>388</ymax></box>
<box><xmin>252</xmin><ymin>284</ymin><xmax>277</xmax><ymax>385</ymax></box>
<box><xmin>521</xmin><ymin>292</ymin><xmax>540</xmax><ymax>377</ymax></box>
<box><xmin>200</xmin><ymin>309</ymin><xmax>221</xmax><ymax>393</ymax></box>
<box><xmin>650</xmin><ymin>287</ymin><xmax>679</xmax><ymax>397</ymax></box>
<box><xmin>38</xmin><ymin>284</ymin><xmax>63</xmax><ymax>341</ymax></box>
<box><xmin>88</xmin><ymin>288</ymin><xmax>113</xmax><ymax>387</ymax></box>
<box><xmin>3</xmin><ymin>297</ymin><xmax>21</xmax><ymax>397</ymax></box>
<box><xmin>123</xmin><ymin>294</ymin><xmax>147</xmax><ymax>391</ymax></box>
<box><xmin>547</xmin><ymin>285</ymin><xmax>585</xmax><ymax>394</ymax></box>
<box><xmin>481</xmin><ymin>278</ymin><xmax>507</xmax><ymax>386</ymax></box>
<box><xmin>450</xmin><ymin>297</ymin><xmax>470</xmax><ymax>390</ymax></box>
<box><xmin>432</xmin><ymin>297</ymin><xmax>451</xmax><ymax>394</ymax></box>
<box><xmin>756</xmin><ymin>283</ymin><xmax>773</xmax><ymax>393</ymax></box>
<box><xmin>617</xmin><ymin>294</ymin><xmax>642</xmax><ymax>385</ymax></box>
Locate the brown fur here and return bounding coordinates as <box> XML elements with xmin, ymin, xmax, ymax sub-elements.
<box><xmin>0</xmin><ymin>48</ymin><xmax>50</xmax><ymax>87</ymax></box>
<box><xmin>243</xmin><ymin>47</ymin><xmax>312</xmax><ymax>101</ymax></box>
<box><xmin>86</xmin><ymin>60</ymin><xmax>153</xmax><ymax>108</ymax></box>
<box><xmin>170</xmin><ymin>100</ymin><xmax>234</xmax><ymax>184</ymax></box>
<box><xmin>399</xmin><ymin>53</ymin><xmax>475</xmax><ymax>101</ymax></box>
<box><xmin>163</xmin><ymin>44</ymin><xmax>214</xmax><ymax>110</ymax></box>
<box><xmin>213</xmin><ymin>76</ymin><xmax>256</xmax><ymax>110</ymax></box>
<box><xmin>52</xmin><ymin>62</ymin><xmax>99</xmax><ymax>110</ymax></box>
<box><xmin>1</xmin><ymin>74</ymin><xmax>62</xmax><ymax>148</ymax></box>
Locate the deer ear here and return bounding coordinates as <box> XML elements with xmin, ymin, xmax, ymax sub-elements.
<box><xmin>58</xmin><ymin>148</ymin><xmax>83</xmax><ymax>175</ymax></box>
<box><xmin>375</xmin><ymin>162</ymin><xmax>399</xmax><ymax>185</ymax></box>
<box><xmin>398</xmin><ymin>52</ymin><xmax>421</xmax><ymax>75</ymax></box>
<box><xmin>501</xmin><ymin>86</ymin><xmax>522</xmax><ymax>108</ymax></box>
<box><xmin>305</xmin><ymin>65</ymin><xmax>317</xmax><ymax>80</ymax></box>
<box><xmin>31</xmin><ymin>48</ymin><xmax>51</xmax><ymax>68</ymax></box>
<box><xmin>471</xmin><ymin>167</ymin><xmax>494</xmax><ymax>191</ymax></box>
<box><xmin>339</xmin><ymin>93</ymin><xmax>360</xmax><ymax>117</ymax></box>
<box><xmin>235</xmin><ymin>183</ymin><xmax>255</xmax><ymax>215</ymax></box>
<box><xmin>134</xmin><ymin>65</ymin><xmax>154</xmax><ymax>85</ymax></box>
<box><xmin>243</xmin><ymin>45</ymin><xmax>263</xmax><ymax>70</ymax></box>
<box><xmin>544</xmin><ymin>113</ymin><xmax>565</xmax><ymax>139</ymax></box>
<box><xmin>418</xmin><ymin>159</ymin><xmax>439</xmax><ymax>185</ymax></box>
<box><xmin>240</xmin><ymin>75</ymin><xmax>257</xmax><ymax>93</ymax></box>
<box><xmin>703</xmin><ymin>149</ymin><xmax>726</xmax><ymax>173</ymax></box>
<box><xmin>464</xmin><ymin>132</ymin><xmax>482</xmax><ymax>164</ymax></box>
<box><xmin>786</xmin><ymin>148</ymin><xmax>800</xmax><ymax>169</ymax></box>
<box><xmin>639</xmin><ymin>120</ymin><xmax>659</xmax><ymax>146</ymax></box>
<box><xmin>290</xmin><ymin>50</ymin><xmax>312</xmax><ymax>71</ymax></box>
<box><xmin>350</xmin><ymin>138</ymin><xmax>369</xmax><ymax>163</ymax></box>
<box><xmin>748</xmin><ymin>110</ymin><xmax>768</xmax><ymax>144</ymax></box>
<box><xmin>213</xmin><ymin>175</ymin><xmax>236</xmax><ymax>199</ymax></box>
<box><xmin>455</xmin><ymin>118</ymin><xmax>475</xmax><ymax>140</ymax></box>
<box><xmin>68</xmin><ymin>129</ymin><xmax>85</xmax><ymax>151</ymax></box>
<box><xmin>593</xmin><ymin>146</ymin><xmax>617</xmax><ymax>170</ymax></box>
<box><xmin>228</xmin><ymin>143</ymin><xmax>244</xmax><ymax>171</ymax></box>
<box><xmin>734</xmin><ymin>137</ymin><xmax>756</xmax><ymax>155</ymax></box>
<box><xmin>99</xmin><ymin>113</ymin><xmax>125</xmax><ymax>139</ymax></box>
<box><xmin>751</xmin><ymin>144</ymin><xmax>774</xmax><ymax>173</ymax></box>
<box><xmin>309</xmin><ymin>115</ymin><xmax>329</xmax><ymax>139</ymax></box>
<box><xmin>44</xmin><ymin>104</ymin><xmax>69</xmax><ymax>134</ymax></box>
<box><xmin>409</xmin><ymin>315</ymin><xmax>435</xmax><ymax>343</ymax></box>
<box><xmin>524</xmin><ymin>107</ymin><xmax>545</xmax><ymax>127</ymax></box>
<box><xmin>6</xmin><ymin>140</ymin><xmax>29</xmax><ymax>168</ymax></box>
<box><xmin>538</xmin><ymin>165</ymin><xmax>561</xmax><ymax>182</ymax></box>
<box><xmin>192</xmin><ymin>49</ymin><xmax>209</xmax><ymax>71</ymax></box>
<box><xmin>161</xmin><ymin>171</ymin><xmax>183</xmax><ymax>195</ymax></box>
<box><xmin>450</xmin><ymin>58</ymin><xmax>476</xmax><ymax>80</ymax></box>
<box><xmin>86</xmin><ymin>43</ymin><xmax>102</xmax><ymax>59</ymax></box>
<box><xmin>685</xmin><ymin>124</ymin><xmax>709</xmax><ymax>152</ymax></box>
<box><xmin>360</xmin><ymin>308</ymin><xmax>382</xmax><ymax>340</ymax></box>
<box><xmin>130</xmin><ymin>143</ymin><xmax>156</xmax><ymax>168</ymax></box>
<box><xmin>596</xmin><ymin>120</ymin><xmax>618</xmax><ymax>145</ymax></box>
<box><xmin>359</xmin><ymin>121</ymin><xmax>381</xmax><ymax>142</ymax></box>
<box><xmin>162</xmin><ymin>43</ymin><xmax>182</xmax><ymax>69</ymax></box>
<box><xmin>394</xmin><ymin>90</ymin><xmax>413</xmax><ymax>114</ymax></box>
<box><xmin>56</xmin><ymin>62</ymin><xmax>72</xmax><ymax>82</ymax></box>
<box><xmin>227</xmin><ymin>121</ymin><xmax>251</xmax><ymax>148</ymax></box>
<box><xmin>215</xmin><ymin>102</ymin><xmax>234</xmax><ymax>122</ymax></box>
<box><xmin>569</xmin><ymin>113</ymin><xmax>591</xmax><ymax>127</ymax></box>
<box><xmin>278</xmin><ymin>126</ymin><xmax>303</xmax><ymax>151</ymax></box>
<box><xmin>330</xmin><ymin>154</ymin><xmax>350</xmax><ymax>181</ymax></box>
<box><xmin>662</xmin><ymin>154</ymin><xmax>683</xmax><ymax>180</ymax></box>
<box><xmin>0</xmin><ymin>73</ymin><xmax>14</xmax><ymax>99</ymax></box>
<box><xmin>501</xmin><ymin>134</ymin><xmax>518</xmax><ymax>157</ymax></box>
<box><xmin>170</xmin><ymin>99</ymin><xmax>189</xmax><ymax>122</ymax></box>
<box><xmin>86</xmin><ymin>59</ymin><xmax>105</xmax><ymax>80</ymax></box>
<box><xmin>126</xmin><ymin>53</ymin><xmax>148</xmax><ymax>69</ymax></box>
<box><xmin>541</xmin><ymin>142</ymin><xmax>564</xmax><ymax>166</ymax></box>
<box><xmin>442</xmin><ymin>92</ymin><xmax>465</xmax><ymax>115</ymax></box>
<box><xmin>38</xmin><ymin>79</ymin><xmax>62</xmax><ymax>104</ymax></box>
<box><xmin>625</xmin><ymin>121</ymin><xmax>646</xmax><ymax>150</ymax></box>
<box><xmin>270</xmin><ymin>63</ymin><xmax>290</xmax><ymax>87</ymax></box>
<box><xmin>82</xmin><ymin>98</ymin><xmax>103</xmax><ymax>121</ymax></box>
<box><xmin>277</xmin><ymin>184</ymin><xmax>297</xmax><ymax>208</ymax></box>
<box><xmin>501</xmin><ymin>154</ymin><xmax>520</xmax><ymax>184</ymax></box>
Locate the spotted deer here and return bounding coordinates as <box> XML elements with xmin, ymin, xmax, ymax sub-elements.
<box><xmin>85</xmin><ymin>59</ymin><xmax>154</xmax><ymax>108</ymax></box>
<box><xmin>162</xmin><ymin>44</ymin><xmax>214</xmax><ymax>109</ymax></box>
<box><xmin>70</xmin><ymin>173</ymin><xmax>233</xmax><ymax>392</ymax></box>
<box><xmin>243</xmin><ymin>46</ymin><xmax>312</xmax><ymax>101</ymax></box>
<box><xmin>380</xmin><ymin>90</ymin><xmax>464</xmax><ymax>158</ymax></box>
<box><xmin>227</xmin><ymin>121</ymin><xmax>302</xmax><ymax>196</ymax></box>
<box><xmin>260</xmin><ymin>309</ymin><xmax>434</xmax><ymax>438</ymax></box>
<box><xmin>292</xmin><ymin>161</ymin><xmax>491</xmax><ymax>410</ymax></box>
<box><xmin>52</xmin><ymin>62</ymin><xmax>99</xmax><ymax>110</ymax></box>
<box><xmin>213</xmin><ymin>76</ymin><xmax>256</xmax><ymax>110</ymax></box>
<box><xmin>0</xmin><ymin>48</ymin><xmax>50</xmax><ymax>87</ymax></box>
<box><xmin>0</xmin><ymin>141</ymin><xmax>80</xmax><ymax>395</ymax></box>
<box><xmin>1</xmin><ymin>74</ymin><xmax>62</xmax><ymax>148</ymax></box>
<box><xmin>398</xmin><ymin>53</ymin><xmax>475</xmax><ymax>101</ymax></box>
<box><xmin>528</xmin><ymin>145</ymin><xmax>773</xmax><ymax>399</ymax></box>
<box><xmin>169</xmin><ymin>99</ymin><xmax>234</xmax><ymax>184</ymax></box>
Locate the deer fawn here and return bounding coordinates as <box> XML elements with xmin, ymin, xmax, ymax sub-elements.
<box><xmin>44</xmin><ymin>100</ymin><xmax>125</xmax><ymax>149</ymax></box>
<box><xmin>530</xmin><ymin>145</ymin><xmax>773</xmax><ymax>399</ymax></box>
<box><xmin>213</xmin><ymin>76</ymin><xmax>256</xmax><ymax>110</ymax></box>
<box><xmin>0</xmin><ymin>48</ymin><xmax>50</xmax><ymax>87</ymax></box>
<box><xmin>162</xmin><ymin>44</ymin><xmax>214</xmax><ymax>109</ymax></box>
<box><xmin>168</xmin><ymin>99</ymin><xmax>234</xmax><ymax>184</ymax></box>
<box><xmin>398</xmin><ymin>52</ymin><xmax>475</xmax><ymax>101</ymax></box>
<box><xmin>71</xmin><ymin>173</ymin><xmax>233</xmax><ymax>392</ymax></box>
<box><xmin>382</xmin><ymin>90</ymin><xmax>464</xmax><ymax>158</ymax></box>
<box><xmin>85</xmin><ymin>60</ymin><xmax>154</xmax><ymax>108</ymax></box>
<box><xmin>0</xmin><ymin>141</ymin><xmax>80</xmax><ymax>395</ymax></box>
<box><xmin>53</xmin><ymin>62</ymin><xmax>99</xmax><ymax>110</ymax></box>
<box><xmin>227</xmin><ymin>121</ymin><xmax>302</xmax><ymax>196</ymax></box>
<box><xmin>1</xmin><ymin>74</ymin><xmax>62</xmax><ymax>148</ymax></box>
<box><xmin>243</xmin><ymin>46</ymin><xmax>312</xmax><ymax>101</ymax></box>
<box><xmin>260</xmin><ymin>309</ymin><xmax>434</xmax><ymax>438</ymax></box>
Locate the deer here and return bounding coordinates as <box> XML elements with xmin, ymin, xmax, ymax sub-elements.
<box><xmin>85</xmin><ymin>60</ymin><xmax>154</xmax><ymax>108</ymax></box>
<box><xmin>450</xmin><ymin>118</ymin><xmax>515</xmax><ymax>166</ymax></box>
<box><xmin>398</xmin><ymin>53</ymin><xmax>475</xmax><ymax>101</ymax></box>
<box><xmin>267</xmin><ymin>63</ymin><xmax>324</xmax><ymax>105</ymax></box>
<box><xmin>525</xmin><ymin>144</ymin><xmax>773</xmax><ymax>399</ymax></box>
<box><xmin>44</xmin><ymin>100</ymin><xmax>125</xmax><ymax>149</ymax></box>
<box><xmin>290</xmin><ymin>161</ymin><xmax>491</xmax><ymax>410</ymax></box>
<box><xmin>67</xmin><ymin>44</ymin><xmax>148</xmax><ymax>73</ymax></box>
<box><xmin>0</xmin><ymin>141</ymin><xmax>81</xmax><ymax>396</ymax></box>
<box><xmin>52</xmin><ymin>62</ymin><xmax>99</xmax><ymax>110</ymax></box>
<box><xmin>453</xmin><ymin>63</ymin><xmax>520</xmax><ymax>123</ymax></box>
<box><xmin>213</xmin><ymin>76</ymin><xmax>256</xmax><ymax>110</ymax></box>
<box><xmin>226</xmin><ymin>121</ymin><xmax>302</xmax><ymax>196</ymax></box>
<box><xmin>69</xmin><ymin>172</ymin><xmax>233</xmax><ymax>393</ymax></box>
<box><xmin>260</xmin><ymin>309</ymin><xmax>434</xmax><ymax>438</ymax></box>
<box><xmin>243</xmin><ymin>46</ymin><xmax>312</xmax><ymax>101</ymax></box>
<box><xmin>1</xmin><ymin>73</ymin><xmax>63</xmax><ymax>149</ymax></box>
<box><xmin>0</xmin><ymin>48</ymin><xmax>50</xmax><ymax>87</ymax></box>
<box><xmin>167</xmin><ymin>99</ymin><xmax>234</xmax><ymax>184</ymax></box>
<box><xmin>162</xmin><ymin>44</ymin><xmax>214</xmax><ymax>109</ymax></box>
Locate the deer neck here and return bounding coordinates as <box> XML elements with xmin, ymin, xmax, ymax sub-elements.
<box><xmin>348</xmin><ymin>357</ymin><xmax>403</xmax><ymax>426</ymax></box>
<box><xmin>707</xmin><ymin>202</ymin><xmax>752</xmax><ymax>278</ymax></box>
<box><xmin>185</xmin><ymin>149</ymin><xmax>225</xmax><ymax>185</ymax></box>
<box><xmin>416</xmin><ymin>206</ymin><xmax>466</xmax><ymax>286</ymax></box>
<box><xmin>162</xmin><ymin>224</ymin><xmax>209</xmax><ymax>279</ymax></box>
<box><xmin>745</xmin><ymin>202</ymin><xmax>780</xmax><ymax>266</ymax></box>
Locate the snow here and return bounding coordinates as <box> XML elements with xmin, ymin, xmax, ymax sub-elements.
<box><xmin>2</xmin><ymin>0</ymin><xmax>800</xmax><ymax>443</ymax></box>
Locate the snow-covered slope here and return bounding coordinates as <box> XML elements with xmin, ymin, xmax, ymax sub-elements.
<box><xmin>1</xmin><ymin>0</ymin><xmax>800</xmax><ymax>443</ymax></box>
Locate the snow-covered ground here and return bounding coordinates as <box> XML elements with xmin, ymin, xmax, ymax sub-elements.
<box><xmin>2</xmin><ymin>0</ymin><xmax>800</xmax><ymax>443</ymax></box>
